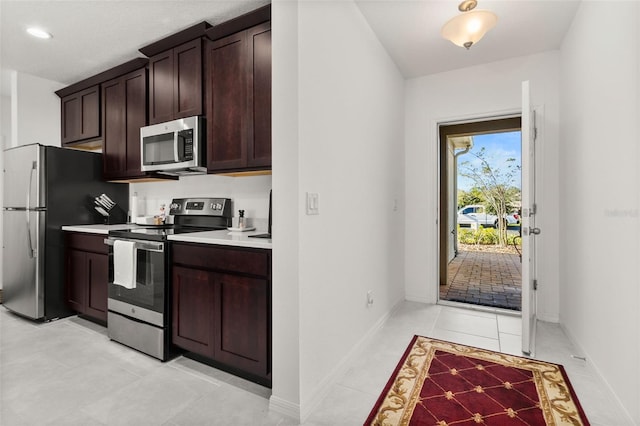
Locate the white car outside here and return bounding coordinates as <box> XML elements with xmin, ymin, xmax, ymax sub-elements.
<box><xmin>457</xmin><ymin>205</ymin><xmax>518</xmax><ymax>227</ymax></box>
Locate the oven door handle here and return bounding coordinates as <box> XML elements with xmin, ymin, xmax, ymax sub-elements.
<box><xmin>104</xmin><ymin>238</ymin><xmax>164</xmax><ymax>253</ymax></box>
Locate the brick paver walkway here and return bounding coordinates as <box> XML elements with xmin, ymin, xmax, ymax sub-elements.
<box><xmin>441</xmin><ymin>249</ymin><xmax>522</xmax><ymax>311</ymax></box>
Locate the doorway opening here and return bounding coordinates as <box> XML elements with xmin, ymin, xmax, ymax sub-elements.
<box><xmin>439</xmin><ymin>117</ymin><xmax>523</xmax><ymax>312</ymax></box>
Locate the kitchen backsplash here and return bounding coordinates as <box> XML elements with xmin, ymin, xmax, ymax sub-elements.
<box><xmin>129</xmin><ymin>174</ymin><xmax>272</xmax><ymax>230</ymax></box>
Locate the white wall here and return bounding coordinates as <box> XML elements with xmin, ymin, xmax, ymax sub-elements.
<box><xmin>559</xmin><ymin>1</ymin><xmax>639</xmax><ymax>423</ymax></box>
<box><xmin>404</xmin><ymin>52</ymin><xmax>561</xmax><ymax>322</ymax></box>
<box><xmin>0</xmin><ymin>94</ymin><xmax>8</xmax><ymax>290</ymax></box>
<box><xmin>0</xmin><ymin>95</ymin><xmax>6</xmax><ymax>290</ymax></box>
<box><xmin>270</xmin><ymin>0</ymin><xmax>301</xmax><ymax>417</ymax></box>
<box><xmin>1</xmin><ymin>95</ymin><xmax>10</xmax><ymax>150</ymax></box>
<box><xmin>10</xmin><ymin>71</ymin><xmax>64</xmax><ymax>147</ymax></box>
<box><xmin>271</xmin><ymin>0</ymin><xmax>406</xmax><ymax>420</ymax></box>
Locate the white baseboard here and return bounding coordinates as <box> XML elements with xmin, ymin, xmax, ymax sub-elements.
<box><xmin>297</xmin><ymin>298</ymin><xmax>404</xmax><ymax>422</ymax></box>
<box><xmin>404</xmin><ymin>294</ymin><xmax>433</xmax><ymax>304</ymax></box>
<box><xmin>559</xmin><ymin>323</ymin><xmax>635</xmax><ymax>425</ymax></box>
<box><xmin>269</xmin><ymin>395</ymin><xmax>301</xmax><ymax>423</ymax></box>
<box><xmin>537</xmin><ymin>313</ymin><xmax>559</xmax><ymax>323</ymax></box>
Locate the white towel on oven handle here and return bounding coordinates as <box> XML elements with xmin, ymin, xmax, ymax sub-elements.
<box><xmin>113</xmin><ymin>240</ymin><xmax>137</xmax><ymax>289</ymax></box>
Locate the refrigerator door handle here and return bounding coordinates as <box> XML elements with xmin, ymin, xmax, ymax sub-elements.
<box><xmin>26</xmin><ymin>161</ymin><xmax>37</xmax><ymax>258</ymax></box>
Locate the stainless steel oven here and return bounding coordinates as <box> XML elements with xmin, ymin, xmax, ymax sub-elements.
<box><xmin>107</xmin><ymin>238</ymin><xmax>165</xmax><ymax>324</ymax></box>
<box><xmin>105</xmin><ymin>197</ymin><xmax>232</xmax><ymax>361</ymax></box>
<box><xmin>105</xmin><ymin>237</ymin><xmax>169</xmax><ymax>360</ymax></box>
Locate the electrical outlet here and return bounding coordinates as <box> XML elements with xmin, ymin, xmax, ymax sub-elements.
<box><xmin>367</xmin><ymin>290</ymin><xmax>374</xmax><ymax>307</ymax></box>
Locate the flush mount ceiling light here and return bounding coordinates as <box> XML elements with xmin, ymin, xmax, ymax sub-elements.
<box><xmin>27</xmin><ymin>27</ymin><xmax>53</xmax><ymax>39</ymax></box>
<box><xmin>441</xmin><ymin>0</ymin><xmax>497</xmax><ymax>50</ymax></box>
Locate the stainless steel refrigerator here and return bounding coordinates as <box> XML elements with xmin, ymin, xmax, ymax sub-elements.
<box><xmin>2</xmin><ymin>144</ymin><xmax>128</xmax><ymax>321</ymax></box>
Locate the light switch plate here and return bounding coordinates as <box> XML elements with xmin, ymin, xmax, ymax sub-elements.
<box><xmin>306</xmin><ymin>192</ymin><xmax>319</xmax><ymax>215</ymax></box>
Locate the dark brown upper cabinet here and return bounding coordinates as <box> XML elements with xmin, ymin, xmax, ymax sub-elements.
<box><xmin>102</xmin><ymin>68</ymin><xmax>148</xmax><ymax>180</ymax></box>
<box><xmin>205</xmin><ymin>21</ymin><xmax>271</xmax><ymax>173</ymax></box>
<box><xmin>56</xmin><ymin>58</ymin><xmax>149</xmax><ymax>149</ymax></box>
<box><xmin>148</xmin><ymin>38</ymin><xmax>203</xmax><ymax>125</ymax></box>
<box><xmin>60</xmin><ymin>85</ymin><xmax>101</xmax><ymax>145</ymax></box>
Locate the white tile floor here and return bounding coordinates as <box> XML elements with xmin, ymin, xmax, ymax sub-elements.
<box><xmin>0</xmin><ymin>302</ymin><xmax>632</xmax><ymax>425</ymax></box>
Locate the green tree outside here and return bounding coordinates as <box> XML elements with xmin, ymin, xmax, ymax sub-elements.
<box><xmin>459</xmin><ymin>147</ymin><xmax>521</xmax><ymax>246</ymax></box>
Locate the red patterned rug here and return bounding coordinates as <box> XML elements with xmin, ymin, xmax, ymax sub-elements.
<box><xmin>365</xmin><ymin>336</ymin><xmax>590</xmax><ymax>425</ymax></box>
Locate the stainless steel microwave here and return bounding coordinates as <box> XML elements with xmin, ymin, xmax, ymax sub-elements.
<box><xmin>140</xmin><ymin>116</ymin><xmax>205</xmax><ymax>176</ymax></box>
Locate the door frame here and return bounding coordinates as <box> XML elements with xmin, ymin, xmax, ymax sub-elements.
<box><xmin>438</xmin><ymin>116</ymin><xmax>522</xmax><ymax>289</ymax></box>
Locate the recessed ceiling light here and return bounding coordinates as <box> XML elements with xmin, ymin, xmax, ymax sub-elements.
<box><xmin>27</xmin><ymin>27</ymin><xmax>52</xmax><ymax>39</ymax></box>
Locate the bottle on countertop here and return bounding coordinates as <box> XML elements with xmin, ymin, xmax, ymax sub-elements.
<box><xmin>238</xmin><ymin>209</ymin><xmax>245</xmax><ymax>229</ymax></box>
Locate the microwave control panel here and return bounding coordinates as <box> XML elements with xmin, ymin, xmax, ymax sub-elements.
<box><xmin>177</xmin><ymin>129</ymin><xmax>194</xmax><ymax>161</ymax></box>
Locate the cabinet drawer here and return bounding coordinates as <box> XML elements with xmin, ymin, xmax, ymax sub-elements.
<box><xmin>65</xmin><ymin>232</ymin><xmax>108</xmax><ymax>254</ymax></box>
<box><xmin>172</xmin><ymin>243</ymin><xmax>270</xmax><ymax>277</ymax></box>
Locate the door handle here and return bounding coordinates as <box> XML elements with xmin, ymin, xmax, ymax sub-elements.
<box><xmin>528</xmin><ymin>227</ymin><xmax>541</xmax><ymax>235</ymax></box>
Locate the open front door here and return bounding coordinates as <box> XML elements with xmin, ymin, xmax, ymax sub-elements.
<box><xmin>521</xmin><ymin>81</ymin><xmax>538</xmax><ymax>355</ymax></box>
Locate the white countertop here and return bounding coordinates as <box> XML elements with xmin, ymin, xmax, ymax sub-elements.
<box><xmin>168</xmin><ymin>229</ymin><xmax>272</xmax><ymax>249</ymax></box>
<box><xmin>62</xmin><ymin>224</ymin><xmax>272</xmax><ymax>249</ymax></box>
<box><xmin>61</xmin><ymin>224</ymin><xmax>136</xmax><ymax>235</ymax></box>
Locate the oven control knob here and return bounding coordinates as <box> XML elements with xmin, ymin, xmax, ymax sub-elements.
<box><xmin>170</xmin><ymin>202</ymin><xmax>180</xmax><ymax>211</ymax></box>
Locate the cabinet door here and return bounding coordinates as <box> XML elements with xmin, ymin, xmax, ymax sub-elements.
<box><xmin>174</xmin><ymin>38</ymin><xmax>203</xmax><ymax>119</ymax></box>
<box><xmin>85</xmin><ymin>252</ymin><xmax>108</xmax><ymax>322</ymax></box>
<box><xmin>65</xmin><ymin>249</ymin><xmax>87</xmax><ymax>314</ymax></box>
<box><xmin>102</xmin><ymin>78</ymin><xmax>126</xmax><ymax>177</ymax></box>
<box><xmin>205</xmin><ymin>32</ymin><xmax>247</xmax><ymax>171</ymax></box>
<box><xmin>61</xmin><ymin>85</ymin><xmax>100</xmax><ymax>144</ymax></box>
<box><xmin>61</xmin><ymin>94</ymin><xmax>80</xmax><ymax>143</ymax></box>
<box><xmin>103</xmin><ymin>69</ymin><xmax>147</xmax><ymax>180</ymax></box>
<box><xmin>247</xmin><ymin>22</ymin><xmax>271</xmax><ymax>168</ymax></box>
<box><xmin>214</xmin><ymin>272</ymin><xmax>270</xmax><ymax>377</ymax></box>
<box><xmin>149</xmin><ymin>39</ymin><xmax>203</xmax><ymax>125</ymax></box>
<box><xmin>124</xmin><ymin>69</ymin><xmax>147</xmax><ymax>177</ymax></box>
<box><xmin>148</xmin><ymin>50</ymin><xmax>175</xmax><ymax>125</ymax></box>
<box><xmin>172</xmin><ymin>266</ymin><xmax>216</xmax><ymax>358</ymax></box>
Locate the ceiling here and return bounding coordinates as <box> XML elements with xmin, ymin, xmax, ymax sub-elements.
<box><xmin>355</xmin><ymin>0</ymin><xmax>581</xmax><ymax>78</ymax></box>
<box><xmin>0</xmin><ymin>0</ymin><xmax>269</xmax><ymax>95</ymax></box>
<box><xmin>1</xmin><ymin>0</ymin><xmax>580</xmax><ymax>96</ymax></box>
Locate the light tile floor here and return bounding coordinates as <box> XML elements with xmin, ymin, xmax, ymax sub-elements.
<box><xmin>0</xmin><ymin>302</ymin><xmax>632</xmax><ymax>425</ymax></box>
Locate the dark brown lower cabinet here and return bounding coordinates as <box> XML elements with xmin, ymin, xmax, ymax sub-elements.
<box><xmin>65</xmin><ymin>233</ymin><xmax>109</xmax><ymax>323</ymax></box>
<box><xmin>172</xmin><ymin>266</ymin><xmax>216</xmax><ymax>357</ymax></box>
<box><xmin>171</xmin><ymin>243</ymin><xmax>271</xmax><ymax>386</ymax></box>
<box><xmin>215</xmin><ymin>272</ymin><xmax>269</xmax><ymax>377</ymax></box>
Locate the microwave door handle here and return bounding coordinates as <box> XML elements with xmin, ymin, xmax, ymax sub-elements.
<box><xmin>174</xmin><ymin>132</ymin><xmax>180</xmax><ymax>162</ymax></box>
